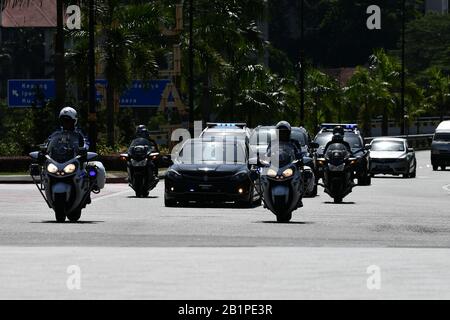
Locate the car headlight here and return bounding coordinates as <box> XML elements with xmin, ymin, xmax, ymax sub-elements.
<box><xmin>267</xmin><ymin>168</ymin><xmax>277</xmax><ymax>177</ymax></box>
<box><xmin>47</xmin><ymin>163</ymin><xmax>58</xmax><ymax>174</ymax></box>
<box><xmin>282</xmin><ymin>168</ymin><xmax>294</xmax><ymax>178</ymax></box>
<box><xmin>63</xmin><ymin>163</ymin><xmax>76</xmax><ymax>174</ymax></box>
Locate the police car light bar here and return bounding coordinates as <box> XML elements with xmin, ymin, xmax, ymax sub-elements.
<box><xmin>320</xmin><ymin>123</ymin><xmax>359</xmax><ymax>130</ymax></box>
<box><xmin>206</xmin><ymin>122</ymin><xmax>247</xmax><ymax>128</ymax></box>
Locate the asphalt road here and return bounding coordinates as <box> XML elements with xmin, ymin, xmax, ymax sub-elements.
<box><xmin>1</xmin><ymin>150</ymin><xmax>449</xmax><ymax>299</ymax></box>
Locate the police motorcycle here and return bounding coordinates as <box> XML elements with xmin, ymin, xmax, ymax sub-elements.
<box><xmin>29</xmin><ymin>131</ymin><xmax>105</xmax><ymax>222</ymax></box>
<box><xmin>120</xmin><ymin>145</ymin><xmax>160</xmax><ymax>198</ymax></box>
<box><xmin>316</xmin><ymin>142</ymin><xmax>370</xmax><ymax>203</ymax></box>
<box><xmin>257</xmin><ymin>147</ymin><xmax>305</xmax><ymax>223</ymax></box>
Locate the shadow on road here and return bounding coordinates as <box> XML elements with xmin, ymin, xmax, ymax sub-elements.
<box><xmin>258</xmin><ymin>221</ymin><xmax>314</xmax><ymax>225</ymax></box>
<box><xmin>175</xmin><ymin>202</ymin><xmax>262</xmax><ymax>209</ymax></box>
<box><xmin>323</xmin><ymin>201</ymin><xmax>355</xmax><ymax>205</ymax></box>
<box><xmin>372</xmin><ymin>175</ymin><xmax>406</xmax><ymax>179</ymax></box>
<box><xmin>30</xmin><ymin>220</ymin><xmax>104</xmax><ymax>224</ymax></box>
<box><xmin>126</xmin><ymin>196</ymin><xmax>159</xmax><ymax>199</ymax></box>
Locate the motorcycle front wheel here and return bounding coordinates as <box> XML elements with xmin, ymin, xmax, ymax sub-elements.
<box><xmin>67</xmin><ymin>209</ymin><xmax>82</xmax><ymax>222</ymax></box>
<box><xmin>53</xmin><ymin>193</ymin><xmax>67</xmax><ymax>223</ymax></box>
<box><xmin>276</xmin><ymin>212</ymin><xmax>292</xmax><ymax>223</ymax></box>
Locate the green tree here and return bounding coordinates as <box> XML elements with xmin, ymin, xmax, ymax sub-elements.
<box><xmin>425</xmin><ymin>67</ymin><xmax>450</xmax><ymax>122</ymax></box>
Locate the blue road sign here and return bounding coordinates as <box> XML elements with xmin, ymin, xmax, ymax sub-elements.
<box><xmin>8</xmin><ymin>79</ymin><xmax>171</xmax><ymax>108</ymax></box>
<box><xmin>7</xmin><ymin>80</ymin><xmax>55</xmax><ymax>108</ymax></box>
<box><xmin>95</xmin><ymin>79</ymin><xmax>171</xmax><ymax>108</ymax></box>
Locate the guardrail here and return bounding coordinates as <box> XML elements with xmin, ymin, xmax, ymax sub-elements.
<box><xmin>364</xmin><ymin>134</ymin><xmax>434</xmax><ymax>150</ymax></box>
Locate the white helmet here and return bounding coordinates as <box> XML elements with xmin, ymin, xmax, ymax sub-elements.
<box><xmin>59</xmin><ymin>107</ymin><xmax>78</xmax><ymax>125</ymax></box>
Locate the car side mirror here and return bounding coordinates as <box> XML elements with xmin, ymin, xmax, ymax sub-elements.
<box><xmin>309</xmin><ymin>142</ymin><xmax>319</xmax><ymax>149</ymax></box>
<box><xmin>365</xmin><ymin>144</ymin><xmax>371</xmax><ymax>151</ymax></box>
<box><xmin>407</xmin><ymin>148</ymin><xmax>414</xmax><ymax>153</ymax></box>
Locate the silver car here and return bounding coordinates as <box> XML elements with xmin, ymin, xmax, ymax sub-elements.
<box><xmin>369</xmin><ymin>137</ymin><xmax>416</xmax><ymax>178</ymax></box>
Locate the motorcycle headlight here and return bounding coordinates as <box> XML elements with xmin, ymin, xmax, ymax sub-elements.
<box><xmin>267</xmin><ymin>168</ymin><xmax>277</xmax><ymax>177</ymax></box>
<box><xmin>63</xmin><ymin>163</ymin><xmax>76</xmax><ymax>174</ymax></box>
<box><xmin>282</xmin><ymin>168</ymin><xmax>294</xmax><ymax>178</ymax></box>
<box><xmin>47</xmin><ymin>163</ymin><xmax>58</xmax><ymax>174</ymax></box>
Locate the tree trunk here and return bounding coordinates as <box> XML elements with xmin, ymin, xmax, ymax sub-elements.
<box><xmin>382</xmin><ymin>106</ymin><xmax>388</xmax><ymax>136</ymax></box>
<box><xmin>201</xmin><ymin>65</ymin><xmax>210</xmax><ymax>126</ymax></box>
<box><xmin>106</xmin><ymin>84</ymin><xmax>115</xmax><ymax>147</ymax></box>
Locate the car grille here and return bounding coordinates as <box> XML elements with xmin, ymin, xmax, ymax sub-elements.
<box><xmin>371</xmin><ymin>159</ymin><xmax>400</xmax><ymax>164</ymax></box>
<box><xmin>181</xmin><ymin>171</ymin><xmax>235</xmax><ymax>181</ymax></box>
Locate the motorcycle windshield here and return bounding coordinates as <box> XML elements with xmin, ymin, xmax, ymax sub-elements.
<box><xmin>325</xmin><ymin>143</ymin><xmax>350</xmax><ymax>160</ymax></box>
<box><xmin>47</xmin><ymin>131</ymin><xmax>80</xmax><ymax>163</ymax></box>
<box><xmin>270</xmin><ymin>147</ymin><xmax>296</xmax><ymax>168</ymax></box>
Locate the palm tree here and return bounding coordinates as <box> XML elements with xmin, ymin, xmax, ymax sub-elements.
<box><xmin>426</xmin><ymin>67</ymin><xmax>450</xmax><ymax>122</ymax></box>
<box><xmin>66</xmin><ymin>0</ymin><xmax>162</xmax><ymax>147</ymax></box>
<box><xmin>368</xmin><ymin>49</ymin><xmax>400</xmax><ymax>136</ymax></box>
<box><xmin>304</xmin><ymin>68</ymin><xmax>337</xmax><ymax>134</ymax></box>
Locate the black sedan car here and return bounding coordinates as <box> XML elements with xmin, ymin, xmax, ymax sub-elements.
<box><xmin>164</xmin><ymin>138</ymin><xmax>260</xmax><ymax>207</ymax></box>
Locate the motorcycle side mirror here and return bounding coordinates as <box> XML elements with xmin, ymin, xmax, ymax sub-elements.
<box><xmin>87</xmin><ymin>152</ymin><xmax>98</xmax><ymax>161</ymax></box>
<box><xmin>29</xmin><ymin>151</ymin><xmax>45</xmax><ymax>162</ymax></box>
<box><xmin>29</xmin><ymin>151</ymin><xmax>40</xmax><ymax>160</ymax></box>
<box><xmin>250</xmin><ymin>169</ymin><xmax>259</xmax><ymax>181</ymax></box>
<box><xmin>309</xmin><ymin>142</ymin><xmax>319</xmax><ymax>149</ymax></box>
<box><xmin>161</xmin><ymin>155</ymin><xmax>173</xmax><ymax>166</ymax></box>
<box><xmin>292</xmin><ymin>159</ymin><xmax>303</xmax><ymax>167</ymax></box>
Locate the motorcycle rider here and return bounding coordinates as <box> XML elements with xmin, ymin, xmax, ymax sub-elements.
<box><xmin>266</xmin><ymin>121</ymin><xmax>303</xmax><ymax>159</ymax></box>
<box><xmin>47</xmin><ymin>107</ymin><xmax>89</xmax><ymax>150</ymax></box>
<box><xmin>45</xmin><ymin>107</ymin><xmax>106</xmax><ymax>202</ymax></box>
<box><xmin>128</xmin><ymin>125</ymin><xmax>159</xmax><ymax>177</ymax></box>
<box><xmin>324</xmin><ymin>126</ymin><xmax>352</xmax><ymax>153</ymax></box>
<box><xmin>266</xmin><ymin>121</ymin><xmax>304</xmax><ymax>208</ymax></box>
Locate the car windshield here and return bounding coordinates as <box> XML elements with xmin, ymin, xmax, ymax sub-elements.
<box><xmin>371</xmin><ymin>141</ymin><xmax>405</xmax><ymax>152</ymax></box>
<box><xmin>250</xmin><ymin>128</ymin><xmax>276</xmax><ymax>146</ymax></box>
<box><xmin>434</xmin><ymin>133</ymin><xmax>450</xmax><ymax>142</ymax></box>
<box><xmin>315</xmin><ymin>132</ymin><xmax>362</xmax><ymax>149</ymax></box>
<box><xmin>291</xmin><ymin>130</ymin><xmax>308</xmax><ymax>146</ymax></box>
<box><xmin>202</xmin><ymin>131</ymin><xmax>246</xmax><ymax>140</ymax></box>
<box><xmin>47</xmin><ymin>131</ymin><xmax>80</xmax><ymax>163</ymax></box>
<box><xmin>177</xmin><ymin>141</ymin><xmax>246</xmax><ymax>164</ymax></box>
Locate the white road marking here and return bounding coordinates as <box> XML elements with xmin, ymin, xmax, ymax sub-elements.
<box><xmin>426</xmin><ymin>165</ymin><xmax>431</xmax><ymax>168</ymax></box>
<box><xmin>443</xmin><ymin>184</ymin><xmax>450</xmax><ymax>193</ymax></box>
<box><xmin>92</xmin><ymin>189</ymin><xmax>132</xmax><ymax>202</ymax></box>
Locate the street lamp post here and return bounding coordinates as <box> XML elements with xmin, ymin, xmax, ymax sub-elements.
<box><xmin>188</xmin><ymin>0</ymin><xmax>194</xmax><ymax>136</ymax></box>
<box><xmin>88</xmin><ymin>0</ymin><xmax>97</xmax><ymax>151</ymax></box>
<box><xmin>299</xmin><ymin>0</ymin><xmax>305</xmax><ymax>126</ymax></box>
<box><xmin>401</xmin><ymin>0</ymin><xmax>407</xmax><ymax>137</ymax></box>
<box><xmin>55</xmin><ymin>0</ymin><xmax>65</xmax><ymax>111</ymax></box>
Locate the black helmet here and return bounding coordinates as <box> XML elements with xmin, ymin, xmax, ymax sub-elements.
<box><xmin>332</xmin><ymin>132</ymin><xmax>344</xmax><ymax>143</ymax></box>
<box><xmin>276</xmin><ymin>121</ymin><xmax>291</xmax><ymax>142</ymax></box>
<box><xmin>333</xmin><ymin>126</ymin><xmax>344</xmax><ymax>136</ymax></box>
<box><xmin>136</xmin><ymin>125</ymin><xmax>149</xmax><ymax>138</ymax></box>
